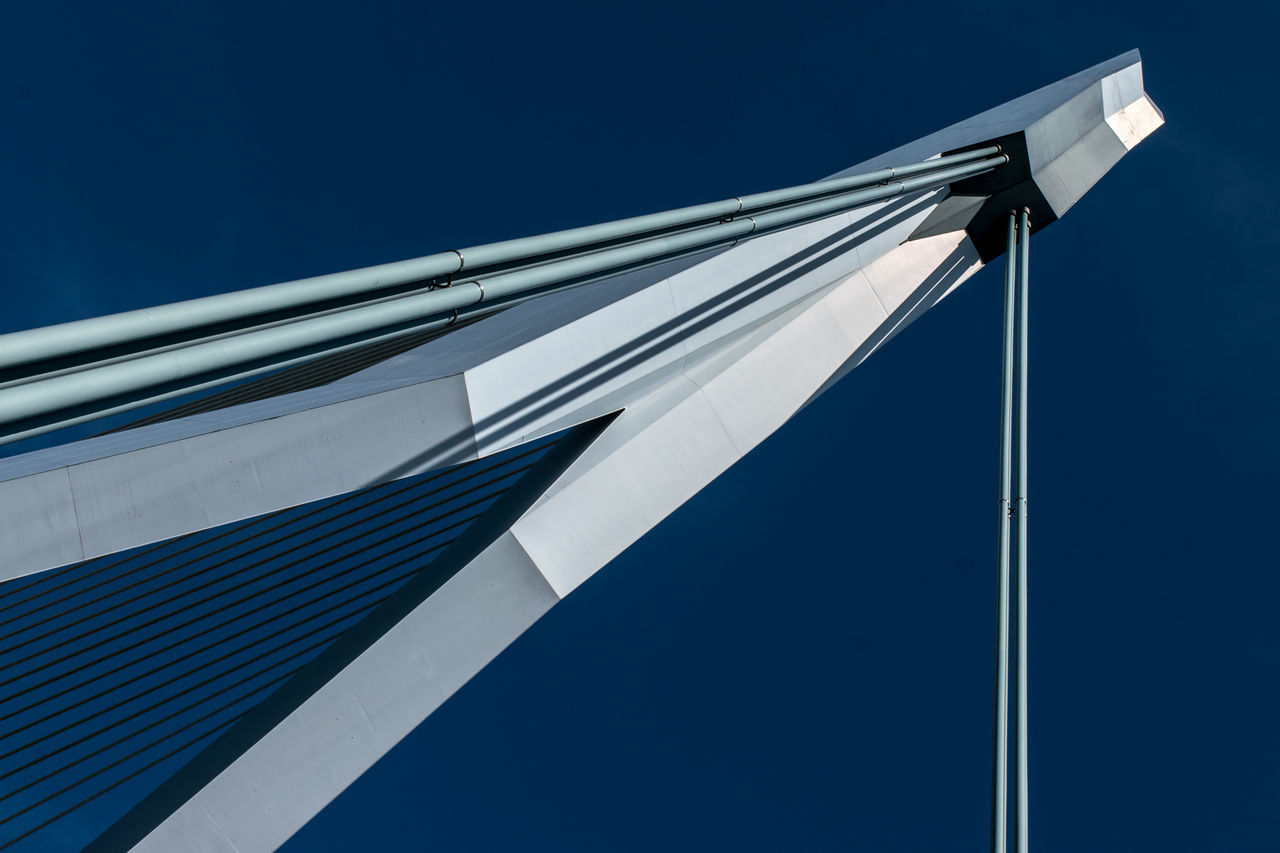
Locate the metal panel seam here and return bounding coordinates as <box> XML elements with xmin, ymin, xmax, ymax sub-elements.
<box><xmin>505</xmin><ymin>525</ymin><xmax>565</xmax><ymax>604</ymax></box>
<box><xmin>195</xmin><ymin>799</ymin><xmax>243</xmax><ymax>853</ymax></box>
<box><xmin>62</xmin><ymin>464</ymin><xmax>88</xmax><ymax>563</ymax></box>
<box><xmin>457</xmin><ymin>371</ymin><xmax>483</xmax><ymax>464</ymax></box>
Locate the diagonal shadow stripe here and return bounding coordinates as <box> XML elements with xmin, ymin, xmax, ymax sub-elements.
<box><xmin>363</xmin><ymin>191</ymin><xmax>941</xmax><ymax>489</ymax></box>
<box><xmin>82</xmin><ymin>414</ymin><xmax>615</xmax><ymax>853</ymax></box>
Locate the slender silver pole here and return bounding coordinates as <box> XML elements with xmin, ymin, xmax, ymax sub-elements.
<box><xmin>1014</xmin><ymin>208</ymin><xmax>1031</xmax><ymax>853</ymax></box>
<box><xmin>991</xmin><ymin>210</ymin><xmax>1017</xmax><ymax>853</ymax></box>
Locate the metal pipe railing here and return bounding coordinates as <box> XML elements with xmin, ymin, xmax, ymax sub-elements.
<box><xmin>1014</xmin><ymin>207</ymin><xmax>1031</xmax><ymax>853</ymax></box>
<box><xmin>0</xmin><ymin>146</ymin><xmax>1000</xmax><ymax>376</ymax></box>
<box><xmin>991</xmin><ymin>207</ymin><xmax>1032</xmax><ymax>853</ymax></box>
<box><xmin>990</xmin><ymin>210</ymin><xmax>1018</xmax><ymax>853</ymax></box>
<box><xmin>0</xmin><ymin>153</ymin><xmax>1007</xmax><ymax>442</ymax></box>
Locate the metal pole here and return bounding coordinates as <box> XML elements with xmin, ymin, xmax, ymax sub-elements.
<box><xmin>0</xmin><ymin>147</ymin><xmax>1001</xmax><ymax>374</ymax></box>
<box><xmin>0</xmin><ymin>156</ymin><xmax>1007</xmax><ymax>437</ymax></box>
<box><xmin>991</xmin><ymin>210</ymin><xmax>1017</xmax><ymax>853</ymax></box>
<box><xmin>1014</xmin><ymin>207</ymin><xmax>1031</xmax><ymax>853</ymax></box>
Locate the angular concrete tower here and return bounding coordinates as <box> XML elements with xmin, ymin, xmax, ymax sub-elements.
<box><xmin>0</xmin><ymin>51</ymin><xmax>1160</xmax><ymax>852</ymax></box>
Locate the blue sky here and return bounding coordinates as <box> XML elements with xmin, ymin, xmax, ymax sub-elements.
<box><xmin>2</xmin><ymin>1</ymin><xmax>1277</xmax><ymax>850</ymax></box>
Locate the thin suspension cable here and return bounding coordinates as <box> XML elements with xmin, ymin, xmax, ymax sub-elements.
<box><xmin>0</xmin><ymin>628</ymin><xmax>339</xmax><ymax>798</ymax></box>
<box><xmin>3</xmin><ymin>665</ymin><xmax>318</xmax><ymax>853</ymax></box>
<box><xmin>0</xmin><ymin>525</ymin><xmax>467</xmax><ymax>756</ymax></box>
<box><xmin>0</xmin><ymin>458</ymin><xmax>398</xmax><ymax>615</ymax></box>
<box><xmin>0</xmin><ymin>156</ymin><xmax>1006</xmax><ymax>445</ymax></box>
<box><xmin>0</xmin><ymin>617</ymin><xmax>378</xmax><ymax>850</ymax></box>
<box><xmin>0</xmin><ymin>463</ymin><xmax>529</xmax><ymax>675</ymax></box>
<box><xmin>0</xmin><ymin>496</ymin><xmax>490</xmax><ymax>731</ymax></box>
<box><xmin>0</xmin><ymin>534</ymin><xmax>185</xmax><ymax>614</ymax></box>
<box><xmin>0</xmin><ymin>147</ymin><xmax>1002</xmax><ymax>379</ymax></box>
<box><xmin>0</xmin><ymin>435</ymin><xmax>563</xmax><ymax>838</ymax></box>
<box><xmin>0</xmin><ymin>441</ymin><xmax>542</xmax><ymax>620</ymax></box>
<box><xmin>0</xmin><ymin>656</ymin><xmax>311</xmax><ymax>822</ymax></box>
<box><xmin>0</xmin><ymin>730</ymin><xmax>206</xmax><ymax>849</ymax></box>
<box><xmin>0</xmin><ymin>487</ymin><xmax>501</xmax><ymax>705</ymax></box>
<box><xmin>0</xmin><ymin>458</ymin><xmax>535</xmax><ymax>657</ymax></box>
<box><xmin>991</xmin><ymin>210</ymin><xmax>1017</xmax><ymax>853</ymax></box>
<box><xmin>0</xmin><ymin>540</ymin><xmax>468</xmax><ymax>730</ymax></box>
<box><xmin>0</xmin><ymin>590</ymin><xmax>399</xmax><ymax>773</ymax></box>
<box><xmin>1014</xmin><ymin>208</ymin><xmax>1031</xmax><ymax>853</ymax></box>
<box><xmin>0</xmin><ymin>559</ymin><xmax>429</xmax><ymax>793</ymax></box>
<box><xmin>0</xmin><ymin>284</ymin><xmax>557</xmax><ymax>853</ymax></box>
<box><xmin>0</xmin><ymin>512</ymin><xmax>473</xmax><ymax>701</ymax></box>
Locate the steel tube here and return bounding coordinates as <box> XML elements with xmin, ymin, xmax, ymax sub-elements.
<box><xmin>0</xmin><ymin>286</ymin><xmax>482</xmax><ymax>430</ymax></box>
<box><xmin>0</xmin><ymin>155</ymin><xmax>1005</xmax><ymax>436</ymax></box>
<box><xmin>991</xmin><ymin>210</ymin><xmax>1017</xmax><ymax>853</ymax></box>
<box><xmin>0</xmin><ymin>147</ymin><xmax>1001</xmax><ymax>374</ymax></box>
<box><xmin>1014</xmin><ymin>208</ymin><xmax>1030</xmax><ymax>853</ymax></box>
<box><xmin>0</xmin><ymin>252</ymin><xmax>466</xmax><ymax>375</ymax></box>
<box><xmin>0</xmin><ymin>315</ymin><xmax>462</xmax><ymax>447</ymax></box>
<box><xmin>472</xmin><ymin>218</ymin><xmax>759</xmax><ymax>302</ymax></box>
<box><xmin>749</xmin><ymin>158</ymin><xmax>1006</xmax><ymax>233</ymax></box>
<box><xmin>735</xmin><ymin>146</ymin><xmax>1001</xmax><ymax>213</ymax></box>
<box><xmin>0</xmin><ymin>285</ymin><xmax>441</xmax><ymax>393</ymax></box>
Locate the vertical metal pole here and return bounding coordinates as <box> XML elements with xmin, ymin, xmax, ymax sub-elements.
<box><xmin>990</xmin><ymin>210</ymin><xmax>1017</xmax><ymax>853</ymax></box>
<box><xmin>1014</xmin><ymin>208</ymin><xmax>1031</xmax><ymax>853</ymax></box>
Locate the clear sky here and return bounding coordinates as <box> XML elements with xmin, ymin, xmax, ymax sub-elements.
<box><xmin>1</xmin><ymin>1</ymin><xmax>1276</xmax><ymax>851</ymax></box>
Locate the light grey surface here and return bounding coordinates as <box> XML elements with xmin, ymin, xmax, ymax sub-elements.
<box><xmin>0</xmin><ymin>467</ymin><xmax>85</xmax><ymax>570</ymax></box>
<box><xmin>1</xmin><ymin>375</ymin><xmax>478</xmax><ymax>575</ymax></box>
<box><xmin>513</xmin><ymin>230</ymin><xmax>984</xmax><ymax>597</ymax></box>
<box><xmin>911</xmin><ymin>194</ymin><xmax>988</xmax><ymax>240</ymax></box>
<box><xmin>829</xmin><ymin>50</ymin><xmax>1160</xmax><ymax>220</ymax></box>
<box><xmin>828</xmin><ymin>50</ymin><xmax>1140</xmax><ymax>178</ymax></box>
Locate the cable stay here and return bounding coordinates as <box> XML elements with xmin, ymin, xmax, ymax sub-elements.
<box><xmin>0</xmin><ymin>148</ymin><xmax>1006</xmax><ymax>444</ymax></box>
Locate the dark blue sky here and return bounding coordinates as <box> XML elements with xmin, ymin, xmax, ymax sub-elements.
<box><xmin>2</xmin><ymin>1</ymin><xmax>1277</xmax><ymax>850</ymax></box>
